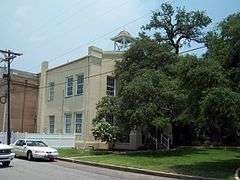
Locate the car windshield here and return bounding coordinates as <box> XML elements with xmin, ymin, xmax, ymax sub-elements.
<box><xmin>26</xmin><ymin>141</ymin><xmax>47</xmax><ymax>147</ymax></box>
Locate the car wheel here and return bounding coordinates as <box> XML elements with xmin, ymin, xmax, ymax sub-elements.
<box><xmin>2</xmin><ymin>161</ymin><xmax>10</xmax><ymax>167</ymax></box>
<box><xmin>27</xmin><ymin>151</ymin><xmax>33</xmax><ymax>161</ymax></box>
<box><xmin>49</xmin><ymin>158</ymin><xmax>54</xmax><ymax>162</ymax></box>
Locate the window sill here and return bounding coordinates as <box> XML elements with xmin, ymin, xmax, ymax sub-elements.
<box><xmin>75</xmin><ymin>93</ymin><xmax>83</xmax><ymax>96</ymax></box>
<box><xmin>65</xmin><ymin>95</ymin><xmax>73</xmax><ymax>98</ymax></box>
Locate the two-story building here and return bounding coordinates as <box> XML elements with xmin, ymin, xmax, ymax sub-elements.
<box><xmin>37</xmin><ymin>46</ymin><xmax>120</xmax><ymax>149</ymax></box>
<box><xmin>37</xmin><ymin>31</ymin><xmax>144</xmax><ymax>149</ymax></box>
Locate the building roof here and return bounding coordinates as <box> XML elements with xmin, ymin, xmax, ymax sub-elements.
<box><xmin>47</xmin><ymin>49</ymin><xmax>124</xmax><ymax>72</ymax></box>
<box><xmin>0</xmin><ymin>67</ymin><xmax>38</xmax><ymax>79</ymax></box>
<box><xmin>47</xmin><ymin>55</ymin><xmax>90</xmax><ymax>72</ymax></box>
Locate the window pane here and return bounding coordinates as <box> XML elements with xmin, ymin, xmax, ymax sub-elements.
<box><xmin>48</xmin><ymin>82</ymin><xmax>54</xmax><ymax>101</ymax></box>
<box><xmin>65</xmin><ymin>114</ymin><xmax>72</xmax><ymax>133</ymax></box>
<box><xmin>76</xmin><ymin>75</ymin><xmax>84</xmax><ymax>95</ymax></box>
<box><xmin>49</xmin><ymin>116</ymin><xmax>55</xmax><ymax>134</ymax></box>
<box><xmin>75</xmin><ymin>113</ymin><xmax>82</xmax><ymax>133</ymax></box>
<box><xmin>106</xmin><ymin>76</ymin><xmax>115</xmax><ymax>96</ymax></box>
<box><xmin>66</xmin><ymin>76</ymin><xmax>73</xmax><ymax>96</ymax></box>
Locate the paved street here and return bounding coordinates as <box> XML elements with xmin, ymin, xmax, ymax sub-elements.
<box><xmin>0</xmin><ymin>158</ymin><xmax>176</xmax><ymax>180</ymax></box>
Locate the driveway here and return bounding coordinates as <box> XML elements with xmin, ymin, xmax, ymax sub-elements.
<box><xmin>0</xmin><ymin>158</ymin><xmax>177</xmax><ymax>180</ymax></box>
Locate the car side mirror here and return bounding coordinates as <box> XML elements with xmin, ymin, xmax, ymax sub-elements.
<box><xmin>23</xmin><ymin>145</ymin><xmax>27</xmax><ymax>148</ymax></box>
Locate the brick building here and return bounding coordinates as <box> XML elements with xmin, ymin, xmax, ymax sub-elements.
<box><xmin>0</xmin><ymin>68</ymin><xmax>38</xmax><ymax>132</ymax></box>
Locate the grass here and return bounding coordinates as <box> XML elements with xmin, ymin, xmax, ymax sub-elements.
<box><xmin>58</xmin><ymin>148</ymin><xmax>109</xmax><ymax>157</ymax></box>
<box><xmin>58</xmin><ymin>147</ymin><xmax>240</xmax><ymax>179</ymax></box>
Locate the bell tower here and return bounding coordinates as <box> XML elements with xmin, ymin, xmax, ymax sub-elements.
<box><xmin>111</xmin><ymin>30</ymin><xmax>135</xmax><ymax>51</ymax></box>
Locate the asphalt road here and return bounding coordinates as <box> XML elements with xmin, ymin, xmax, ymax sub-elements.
<box><xmin>0</xmin><ymin>158</ymin><xmax>177</xmax><ymax>180</ymax></box>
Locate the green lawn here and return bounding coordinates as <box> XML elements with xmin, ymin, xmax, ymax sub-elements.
<box><xmin>58</xmin><ymin>148</ymin><xmax>109</xmax><ymax>157</ymax></box>
<box><xmin>58</xmin><ymin>148</ymin><xmax>240</xmax><ymax>179</ymax></box>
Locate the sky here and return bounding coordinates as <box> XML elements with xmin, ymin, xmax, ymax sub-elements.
<box><xmin>0</xmin><ymin>0</ymin><xmax>239</xmax><ymax>73</ymax></box>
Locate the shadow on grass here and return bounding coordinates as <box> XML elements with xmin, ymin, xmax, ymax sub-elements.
<box><xmin>89</xmin><ymin>151</ymin><xmax>111</xmax><ymax>155</ymax></box>
<box><xmin>170</xmin><ymin>158</ymin><xmax>240</xmax><ymax>179</ymax></box>
<box><xmin>122</xmin><ymin>148</ymin><xmax>210</xmax><ymax>158</ymax></box>
<box><xmin>118</xmin><ymin>148</ymin><xmax>240</xmax><ymax>158</ymax></box>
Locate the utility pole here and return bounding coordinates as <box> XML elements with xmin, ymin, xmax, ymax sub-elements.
<box><xmin>0</xmin><ymin>50</ymin><xmax>22</xmax><ymax>145</ymax></box>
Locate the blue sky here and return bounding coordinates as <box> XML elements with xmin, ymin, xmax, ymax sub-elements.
<box><xmin>0</xmin><ymin>0</ymin><xmax>239</xmax><ymax>73</ymax></box>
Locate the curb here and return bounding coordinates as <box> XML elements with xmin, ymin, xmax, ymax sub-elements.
<box><xmin>57</xmin><ymin>157</ymin><xmax>217</xmax><ymax>180</ymax></box>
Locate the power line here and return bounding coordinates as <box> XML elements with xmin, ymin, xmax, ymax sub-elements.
<box><xmin>30</xmin><ymin>0</ymin><xmax>131</xmax><ymax>51</ymax></box>
<box><xmin>43</xmin><ymin>58</ymin><xmax>117</xmax><ymax>75</ymax></box>
<box><xmin>13</xmin><ymin>45</ymin><xmax>207</xmax><ymax>94</ymax></box>
<box><xmin>41</xmin><ymin>45</ymin><xmax>207</xmax><ymax>76</ymax></box>
<box><xmin>46</xmin><ymin>15</ymin><xmax>148</xmax><ymax>62</ymax></box>
<box><xmin>34</xmin><ymin>0</ymin><xmax>99</xmax><ymax>38</ymax></box>
<box><xmin>28</xmin><ymin>0</ymin><xmax>98</xmax><ymax>36</ymax></box>
<box><xmin>12</xmin><ymin>70</ymin><xmax>115</xmax><ymax>94</ymax></box>
<box><xmin>179</xmin><ymin>46</ymin><xmax>206</xmax><ymax>54</ymax></box>
<box><xmin>24</xmin><ymin>13</ymin><xmax>150</xmax><ymax>72</ymax></box>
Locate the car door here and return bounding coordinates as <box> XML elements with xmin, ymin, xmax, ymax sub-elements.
<box><xmin>18</xmin><ymin>140</ymin><xmax>27</xmax><ymax>157</ymax></box>
<box><xmin>13</xmin><ymin>140</ymin><xmax>22</xmax><ymax>156</ymax></box>
<box><xmin>21</xmin><ymin>140</ymin><xmax>28</xmax><ymax>157</ymax></box>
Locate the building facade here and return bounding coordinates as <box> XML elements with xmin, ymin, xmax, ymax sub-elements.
<box><xmin>0</xmin><ymin>69</ymin><xmax>38</xmax><ymax>132</ymax></box>
<box><xmin>37</xmin><ymin>46</ymin><xmax>125</xmax><ymax>149</ymax></box>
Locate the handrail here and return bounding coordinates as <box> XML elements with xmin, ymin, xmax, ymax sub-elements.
<box><xmin>161</xmin><ymin>134</ymin><xmax>170</xmax><ymax>150</ymax></box>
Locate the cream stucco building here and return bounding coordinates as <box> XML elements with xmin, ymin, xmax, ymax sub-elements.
<box><xmin>37</xmin><ymin>31</ymin><xmax>144</xmax><ymax>149</ymax></box>
<box><xmin>37</xmin><ymin>46</ymin><xmax>118</xmax><ymax>148</ymax></box>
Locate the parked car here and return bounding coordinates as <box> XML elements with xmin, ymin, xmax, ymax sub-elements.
<box><xmin>11</xmin><ymin>139</ymin><xmax>58</xmax><ymax>161</ymax></box>
<box><xmin>0</xmin><ymin>142</ymin><xmax>15</xmax><ymax>167</ymax></box>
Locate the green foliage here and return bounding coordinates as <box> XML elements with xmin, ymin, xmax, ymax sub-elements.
<box><xmin>176</xmin><ymin>56</ymin><xmax>226</xmax><ymax>91</ymax></box>
<box><xmin>200</xmin><ymin>88</ymin><xmax>240</xmax><ymax>144</ymax></box>
<box><xmin>142</xmin><ymin>3</ymin><xmax>211</xmax><ymax>54</ymax></box>
<box><xmin>205</xmin><ymin>12</ymin><xmax>240</xmax><ymax>91</ymax></box>
<box><xmin>120</xmin><ymin>69</ymin><xmax>186</xmax><ymax>128</ymax></box>
<box><xmin>92</xmin><ymin>3</ymin><xmax>240</xmax><ymax>146</ymax></box>
<box><xmin>92</xmin><ymin>96</ymin><xmax>122</xmax><ymax>144</ymax></box>
<box><xmin>115</xmin><ymin>37</ymin><xmax>177</xmax><ymax>87</ymax></box>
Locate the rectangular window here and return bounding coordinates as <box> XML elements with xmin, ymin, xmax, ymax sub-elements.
<box><xmin>106</xmin><ymin>76</ymin><xmax>115</xmax><ymax>96</ymax></box>
<box><xmin>48</xmin><ymin>82</ymin><xmax>55</xmax><ymax>101</ymax></box>
<box><xmin>49</xmin><ymin>116</ymin><xmax>55</xmax><ymax>134</ymax></box>
<box><xmin>65</xmin><ymin>113</ymin><xmax>72</xmax><ymax>133</ymax></box>
<box><xmin>75</xmin><ymin>113</ymin><xmax>82</xmax><ymax>134</ymax></box>
<box><xmin>76</xmin><ymin>74</ymin><xmax>84</xmax><ymax>95</ymax></box>
<box><xmin>66</xmin><ymin>76</ymin><xmax>73</xmax><ymax>97</ymax></box>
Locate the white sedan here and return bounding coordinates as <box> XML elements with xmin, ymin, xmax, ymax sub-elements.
<box><xmin>12</xmin><ymin>139</ymin><xmax>58</xmax><ymax>161</ymax></box>
<box><xmin>0</xmin><ymin>143</ymin><xmax>15</xmax><ymax>167</ymax></box>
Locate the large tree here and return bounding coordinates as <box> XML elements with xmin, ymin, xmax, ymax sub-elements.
<box><xmin>142</xmin><ymin>3</ymin><xmax>211</xmax><ymax>54</ymax></box>
<box><xmin>92</xmin><ymin>4</ymin><xmax>240</xmax><ymax>147</ymax></box>
<box><xmin>92</xmin><ymin>39</ymin><xmax>182</xmax><ymax>145</ymax></box>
